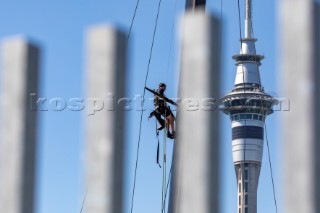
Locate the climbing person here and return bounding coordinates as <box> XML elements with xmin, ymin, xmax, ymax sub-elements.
<box><xmin>148</xmin><ymin>83</ymin><xmax>176</xmax><ymax>139</ymax></box>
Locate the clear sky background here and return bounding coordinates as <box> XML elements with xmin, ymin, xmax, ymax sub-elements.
<box><xmin>0</xmin><ymin>0</ymin><xmax>282</xmax><ymax>213</ymax></box>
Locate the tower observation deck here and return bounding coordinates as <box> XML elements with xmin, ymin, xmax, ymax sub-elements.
<box><xmin>220</xmin><ymin>0</ymin><xmax>278</xmax><ymax>213</ymax></box>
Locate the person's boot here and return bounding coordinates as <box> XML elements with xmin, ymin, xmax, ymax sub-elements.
<box><xmin>172</xmin><ymin>131</ymin><xmax>176</xmax><ymax>139</ymax></box>
<box><xmin>167</xmin><ymin>131</ymin><xmax>174</xmax><ymax>139</ymax></box>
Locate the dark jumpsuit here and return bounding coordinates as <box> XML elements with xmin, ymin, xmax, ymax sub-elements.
<box><xmin>154</xmin><ymin>89</ymin><xmax>174</xmax><ymax>118</ymax></box>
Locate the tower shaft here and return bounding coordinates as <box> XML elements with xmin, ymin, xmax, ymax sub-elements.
<box><xmin>220</xmin><ymin>0</ymin><xmax>278</xmax><ymax>213</ymax></box>
<box><xmin>231</xmin><ymin>117</ymin><xmax>265</xmax><ymax>213</ymax></box>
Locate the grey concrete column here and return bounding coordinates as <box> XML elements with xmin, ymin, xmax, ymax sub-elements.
<box><xmin>85</xmin><ymin>25</ymin><xmax>126</xmax><ymax>213</ymax></box>
<box><xmin>0</xmin><ymin>37</ymin><xmax>40</xmax><ymax>213</ymax></box>
<box><xmin>168</xmin><ymin>10</ymin><xmax>220</xmax><ymax>213</ymax></box>
<box><xmin>279</xmin><ymin>0</ymin><xmax>320</xmax><ymax>213</ymax></box>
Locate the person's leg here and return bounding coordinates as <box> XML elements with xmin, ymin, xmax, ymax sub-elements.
<box><xmin>166</xmin><ymin>114</ymin><xmax>175</xmax><ymax>132</ymax></box>
<box><xmin>150</xmin><ymin>109</ymin><xmax>165</xmax><ymax>130</ymax></box>
<box><xmin>165</xmin><ymin>116</ymin><xmax>173</xmax><ymax>139</ymax></box>
<box><xmin>164</xmin><ymin>107</ymin><xmax>176</xmax><ymax>139</ymax></box>
<box><xmin>165</xmin><ymin>107</ymin><xmax>175</xmax><ymax>131</ymax></box>
<box><xmin>154</xmin><ymin>112</ymin><xmax>165</xmax><ymax>130</ymax></box>
<box><xmin>166</xmin><ymin>113</ymin><xmax>176</xmax><ymax>139</ymax></box>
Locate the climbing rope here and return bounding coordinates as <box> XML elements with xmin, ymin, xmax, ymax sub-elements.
<box><xmin>79</xmin><ymin>187</ymin><xmax>88</xmax><ymax>213</ymax></box>
<box><xmin>161</xmin><ymin>119</ymin><xmax>167</xmax><ymax>213</ymax></box>
<box><xmin>161</xmin><ymin>140</ymin><xmax>175</xmax><ymax>213</ymax></box>
<box><xmin>130</xmin><ymin>0</ymin><xmax>164</xmax><ymax>212</ymax></box>
<box><xmin>159</xmin><ymin>0</ymin><xmax>181</xmax><ymax>207</ymax></box>
<box><xmin>160</xmin><ymin>0</ymin><xmax>182</xmax><ymax>208</ymax></box>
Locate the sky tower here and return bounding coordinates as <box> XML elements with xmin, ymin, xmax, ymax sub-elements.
<box><xmin>220</xmin><ymin>0</ymin><xmax>278</xmax><ymax>213</ymax></box>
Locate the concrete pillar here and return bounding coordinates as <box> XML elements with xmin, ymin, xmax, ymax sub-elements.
<box><xmin>0</xmin><ymin>37</ymin><xmax>40</xmax><ymax>213</ymax></box>
<box><xmin>168</xmin><ymin>10</ymin><xmax>220</xmax><ymax>213</ymax></box>
<box><xmin>85</xmin><ymin>25</ymin><xmax>126</xmax><ymax>213</ymax></box>
<box><xmin>279</xmin><ymin>0</ymin><xmax>320</xmax><ymax>212</ymax></box>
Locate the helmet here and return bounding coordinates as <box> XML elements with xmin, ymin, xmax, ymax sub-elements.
<box><xmin>159</xmin><ymin>83</ymin><xmax>166</xmax><ymax>88</ymax></box>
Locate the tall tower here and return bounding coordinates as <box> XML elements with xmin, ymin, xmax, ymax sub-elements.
<box><xmin>220</xmin><ymin>0</ymin><xmax>277</xmax><ymax>213</ymax></box>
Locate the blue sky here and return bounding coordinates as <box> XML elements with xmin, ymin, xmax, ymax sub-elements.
<box><xmin>0</xmin><ymin>0</ymin><xmax>281</xmax><ymax>212</ymax></box>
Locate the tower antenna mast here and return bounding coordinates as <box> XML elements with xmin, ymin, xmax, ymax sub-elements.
<box><xmin>245</xmin><ymin>0</ymin><xmax>253</xmax><ymax>38</ymax></box>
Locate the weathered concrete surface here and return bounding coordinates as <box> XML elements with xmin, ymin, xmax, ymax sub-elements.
<box><xmin>85</xmin><ymin>25</ymin><xmax>126</xmax><ymax>213</ymax></box>
<box><xmin>0</xmin><ymin>37</ymin><xmax>40</xmax><ymax>213</ymax></box>
<box><xmin>279</xmin><ymin>1</ymin><xmax>320</xmax><ymax>212</ymax></box>
<box><xmin>168</xmin><ymin>10</ymin><xmax>220</xmax><ymax>213</ymax></box>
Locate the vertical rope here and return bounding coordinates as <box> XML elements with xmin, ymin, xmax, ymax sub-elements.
<box><xmin>130</xmin><ymin>0</ymin><xmax>164</xmax><ymax>212</ymax></box>
<box><xmin>79</xmin><ymin>187</ymin><xmax>88</xmax><ymax>213</ymax></box>
<box><xmin>161</xmin><ymin>110</ymin><xmax>168</xmax><ymax>213</ymax></box>
<box><xmin>161</xmin><ymin>141</ymin><xmax>175</xmax><ymax>213</ymax></box>
<box><xmin>162</xmin><ymin>130</ymin><xmax>167</xmax><ymax>213</ymax></box>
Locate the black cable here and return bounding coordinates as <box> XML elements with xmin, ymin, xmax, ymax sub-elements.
<box><xmin>130</xmin><ymin>0</ymin><xmax>164</xmax><ymax>212</ymax></box>
<box><xmin>126</xmin><ymin>0</ymin><xmax>141</xmax><ymax>48</ymax></box>
<box><xmin>265</xmin><ymin>123</ymin><xmax>279</xmax><ymax>213</ymax></box>
<box><xmin>79</xmin><ymin>187</ymin><xmax>88</xmax><ymax>213</ymax></box>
